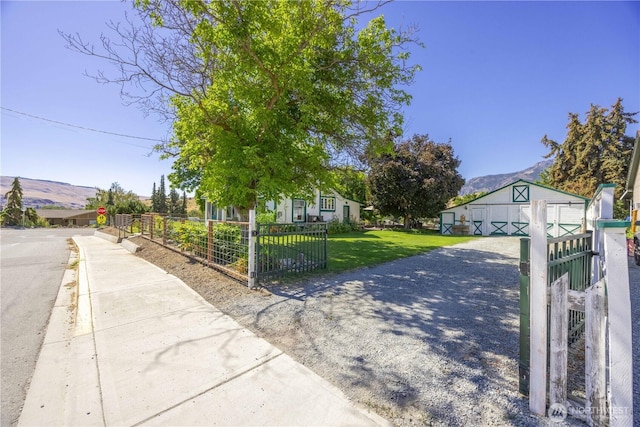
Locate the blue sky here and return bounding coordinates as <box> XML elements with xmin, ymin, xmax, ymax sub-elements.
<box><xmin>2</xmin><ymin>1</ymin><xmax>639</xmax><ymax>197</ymax></box>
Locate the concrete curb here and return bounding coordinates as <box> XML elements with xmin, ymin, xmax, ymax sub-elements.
<box><xmin>18</xmin><ymin>249</ymin><xmax>80</xmax><ymax>426</ymax></box>
<box><xmin>94</xmin><ymin>230</ymin><xmax>121</xmax><ymax>244</ymax></box>
<box><xmin>120</xmin><ymin>239</ymin><xmax>140</xmax><ymax>253</ymax></box>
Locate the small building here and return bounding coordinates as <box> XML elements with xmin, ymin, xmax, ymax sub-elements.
<box><xmin>205</xmin><ymin>189</ymin><xmax>361</xmax><ymax>224</ymax></box>
<box><xmin>35</xmin><ymin>209</ymin><xmax>97</xmax><ymax>227</ymax></box>
<box><xmin>439</xmin><ymin>179</ymin><xmax>589</xmax><ymax>237</ymax></box>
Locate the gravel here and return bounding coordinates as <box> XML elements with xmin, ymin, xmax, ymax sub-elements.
<box><xmin>213</xmin><ymin>237</ymin><xmax>546</xmax><ymax>426</ymax></box>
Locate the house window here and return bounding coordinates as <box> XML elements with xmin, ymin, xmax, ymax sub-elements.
<box><xmin>320</xmin><ymin>196</ymin><xmax>336</xmax><ymax>211</ymax></box>
<box><xmin>293</xmin><ymin>199</ymin><xmax>305</xmax><ymax>222</ymax></box>
<box><xmin>513</xmin><ymin>185</ymin><xmax>530</xmax><ymax>202</ymax></box>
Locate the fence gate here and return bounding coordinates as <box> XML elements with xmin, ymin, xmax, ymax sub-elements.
<box><xmin>519</xmin><ymin>233</ymin><xmax>593</xmax><ymax>396</ymax></box>
<box><xmin>521</xmin><ymin>196</ymin><xmax>633</xmax><ymax>426</ymax></box>
<box><xmin>254</xmin><ymin>222</ymin><xmax>327</xmax><ymax>284</ymax></box>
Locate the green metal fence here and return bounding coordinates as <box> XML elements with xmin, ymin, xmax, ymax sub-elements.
<box><xmin>255</xmin><ymin>222</ymin><xmax>327</xmax><ymax>283</ymax></box>
<box><xmin>547</xmin><ymin>233</ymin><xmax>593</xmax><ymax>343</ymax></box>
<box><xmin>518</xmin><ymin>232</ymin><xmax>593</xmax><ymax>396</ymax></box>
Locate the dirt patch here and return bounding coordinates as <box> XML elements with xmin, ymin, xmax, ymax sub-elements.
<box><xmin>127</xmin><ymin>235</ymin><xmax>256</xmax><ymax>308</ymax></box>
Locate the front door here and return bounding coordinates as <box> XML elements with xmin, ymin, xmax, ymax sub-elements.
<box><xmin>343</xmin><ymin>205</ymin><xmax>350</xmax><ymax>223</ymax></box>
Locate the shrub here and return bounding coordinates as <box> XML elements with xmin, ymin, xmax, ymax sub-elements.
<box><xmin>210</xmin><ymin>223</ymin><xmax>244</xmax><ymax>264</ymax></box>
<box><xmin>327</xmin><ymin>218</ymin><xmax>359</xmax><ymax>234</ymax></box>
<box><xmin>170</xmin><ymin>220</ymin><xmax>207</xmax><ymax>256</ymax></box>
<box><xmin>256</xmin><ymin>210</ymin><xmax>276</xmax><ymax>224</ymax></box>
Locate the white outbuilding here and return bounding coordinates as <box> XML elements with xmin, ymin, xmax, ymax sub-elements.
<box><xmin>439</xmin><ymin>179</ymin><xmax>589</xmax><ymax>237</ymax></box>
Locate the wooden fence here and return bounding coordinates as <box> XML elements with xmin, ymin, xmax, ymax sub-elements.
<box><xmin>524</xmin><ymin>184</ymin><xmax>633</xmax><ymax>426</ymax></box>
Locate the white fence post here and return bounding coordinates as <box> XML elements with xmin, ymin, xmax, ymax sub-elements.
<box><xmin>585</xmin><ymin>278</ymin><xmax>607</xmax><ymax>427</ymax></box>
<box><xmin>549</xmin><ymin>273</ymin><xmax>568</xmax><ymax>407</ymax></box>
<box><xmin>248</xmin><ymin>209</ymin><xmax>256</xmax><ymax>289</ymax></box>
<box><xmin>530</xmin><ymin>200</ymin><xmax>548</xmax><ymax>416</ymax></box>
<box><xmin>600</xmin><ymin>221</ymin><xmax>634</xmax><ymax>426</ymax></box>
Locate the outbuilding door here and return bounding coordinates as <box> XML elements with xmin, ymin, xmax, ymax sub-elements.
<box><xmin>471</xmin><ymin>208</ymin><xmax>484</xmax><ymax>235</ymax></box>
<box><xmin>441</xmin><ymin>212</ymin><xmax>454</xmax><ymax>235</ymax></box>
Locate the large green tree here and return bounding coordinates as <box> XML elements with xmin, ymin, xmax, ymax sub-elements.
<box><xmin>368</xmin><ymin>134</ymin><xmax>464</xmax><ymax>228</ymax></box>
<box><xmin>62</xmin><ymin>0</ymin><xmax>420</xmax><ymax>209</ymax></box>
<box><xmin>3</xmin><ymin>177</ymin><xmax>24</xmax><ymax>226</ymax></box>
<box><xmin>541</xmin><ymin>98</ymin><xmax>637</xmax><ymax>202</ymax></box>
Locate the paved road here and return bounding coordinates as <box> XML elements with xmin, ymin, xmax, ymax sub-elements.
<box><xmin>0</xmin><ymin>228</ymin><xmax>94</xmax><ymax>427</ymax></box>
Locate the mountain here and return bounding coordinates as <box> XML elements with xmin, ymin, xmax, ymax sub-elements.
<box><xmin>0</xmin><ymin>177</ymin><xmax>97</xmax><ymax>209</ymax></box>
<box><xmin>460</xmin><ymin>159</ymin><xmax>553</xmax><ymax>196</ymax></box>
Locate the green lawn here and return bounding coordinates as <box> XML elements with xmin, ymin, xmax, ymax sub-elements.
<box><xmin>327</xmin><ymin>229</ymin><xmax>478</xmax><ymax>273</ymax></box>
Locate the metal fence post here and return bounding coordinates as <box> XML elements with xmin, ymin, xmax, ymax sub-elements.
<box><xmin>248</xmin><ymin>209</ymin><xmax>256</xmax><ymax>289</ymax></box>
<box><xmin>207</xmin><ymin>220</ymin><xmax>213</xmax><ymax>265</ymax></box>
<box><xmin>163</xmin><ymin>216</ymin><xmax>167</xmax><ymax>246</ymax></box>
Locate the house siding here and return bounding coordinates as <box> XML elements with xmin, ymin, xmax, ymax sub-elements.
<box><xmin>205</xmin><ymin>189</ymin><xmax>361</xmax><ymax>224</ymax></box>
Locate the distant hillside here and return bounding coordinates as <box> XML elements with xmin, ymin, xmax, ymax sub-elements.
<box><xmin>0</xmin><ymin>177</ymin><xmax>97</xmax><ymax>209</ymax></box>
<box><xmin>460</xmin><ymin>159</ymin><xmax>553</xmax><ymax>195</ymax></box>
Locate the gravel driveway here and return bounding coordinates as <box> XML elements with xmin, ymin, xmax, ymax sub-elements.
<box><xmin>221</xmin><ymin>237</ymin><xmax>552</xmax><ymax>425</ymax></box>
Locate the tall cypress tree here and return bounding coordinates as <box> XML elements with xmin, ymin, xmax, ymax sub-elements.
<box><xmin>158</xmin><ymin>175</ymin><xmax>167</xmax><ymax>213</ymax></box>
<box><xmin>168</xmin><ymin>188</ymin><xmax>180</xmax><ymax>215</ymax></box>
<box><xmin>181</xmin><ymin>192</ymin><xmax>188</xmax><ymax>215</ymax></box>
<box><xmin>151</xmin><ymin>182</ymin><xmax>158</xmax><ymax>213</ymax></box>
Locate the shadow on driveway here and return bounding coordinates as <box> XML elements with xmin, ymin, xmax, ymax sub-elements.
<box><xmin>247</xmin><ymin>237</ymin><xmax>543</xmax><ymax>425</ymax></box>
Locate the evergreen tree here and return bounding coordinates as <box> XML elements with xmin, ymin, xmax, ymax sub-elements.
<box><xmin>150</xmin><ymin>182</ymin><xmax>158</xmax><ymax>213</ymax></box>
<box><xmin>3</xmin><ymin>177</ymin><xmax>24</xmax><ymax>226</ymax></box>
<box><xmin>181</xmin><ymin>192</ymin><xmax>188</xmax><ymax>216</ymax></box>
<box><xmin>542</xmin><ymin>98</ymin><xmax>637</xmax><ymax>202</ymax></box>
<box><xmin>158</xmin><ymin>175</ymin><xmax>167</xmax><ymax>213</ymax></box>
<box><xmin>168</xmin><ymin>188</ymin><xmax>180</xmax><ymax>215</ymax></box>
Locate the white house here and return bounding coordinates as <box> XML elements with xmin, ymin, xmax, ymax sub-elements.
<box><xmin>205</xmin><ymin>189</ymin><xmax>361</xmax><ymax>224</ymax></box>
<box><xmin>439</xmin><ymin>179</ymin><xmax>589</xmax><ymax>237</ymax></box>
<box><xmin>622</xmin><ymin>132</ymin><xmax>640</xmax><ymax>261</ymax></box>
<box><xmin>621</xmin><ymin>131</ymin><xmax>640</xmax><ymax>220</ymax></box>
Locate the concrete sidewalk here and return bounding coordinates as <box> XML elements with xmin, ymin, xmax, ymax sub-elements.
<box><xmin>19</xmin><ymin>235</ymin><xmax>389</xmax><ymax>426</ymax></box>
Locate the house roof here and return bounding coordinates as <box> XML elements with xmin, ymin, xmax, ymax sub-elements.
<box><xmin>442</xmin><ymin>179</ymin><xmax>590</xmax><ymax>211</ymax></box>
<box><xmin>35</xmin><ymin>209</ymin><xmax>97</xmax><ymax>219</ymax></box>
<box><xmin>622</xmin><ymin>131</ymin><xmax>640</xmax><ymax>200</ymax></box>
